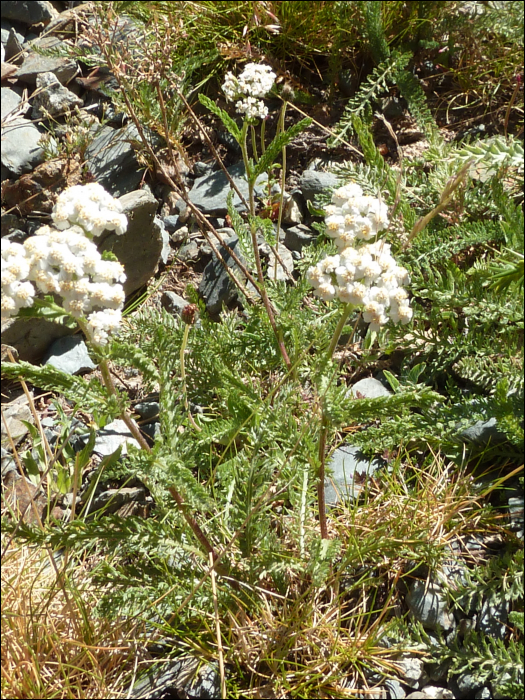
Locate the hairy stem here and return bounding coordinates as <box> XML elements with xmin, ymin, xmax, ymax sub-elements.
<box><xmin>274</xmin><ymin>101</ymin><xmax>287</xmax><ymax>280</ymax></box>
<box><xmin>241</xmin><ymin>123</ymin><xmax>293</xmax><ymax>372</ymax></box>
<box><xmin>317</xmin><ymin>303</ymin><xmax>356</xmax><ymax>539</ymax></box>
<box><xmin>317</xmin><ymin>415</ymin><xmax>329</xmax><ymax>540</ymax></box>
<box><xmin>180</xmin><ymin>322</ymin><xmax>202</xmax><ymax>432</ymax></box>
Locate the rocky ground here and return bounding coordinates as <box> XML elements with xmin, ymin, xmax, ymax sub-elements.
<box><xmin>1</xmin><ymin>2</ymin><xmax>523</xmax><ymax>699</ymax></box>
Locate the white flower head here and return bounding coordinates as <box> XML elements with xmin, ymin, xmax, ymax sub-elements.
<box><xmin>52</xmin><ymin>183</ymin><xmax>127</xmax><ymax>238</ymax></box>
<box><xmin>307</xmin><ymin>187</ymin><xmax>412</xmax><ymax>329</ymax></box>
<box><xmin>222</xmin><ymin>63</ymin><xmax>276</xmax><ymax>119</ymax></box>
<box><xmin>235</xmin><ymin>96</ymin><xmax>268</xmax><ymax>120</ymax></box>
<box><xmin>331</xmin><ymin>182</ymin><xmax>363</xmax><ymax>207</ymax></box>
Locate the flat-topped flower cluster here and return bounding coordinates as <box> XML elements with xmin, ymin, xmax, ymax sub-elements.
<box><xmin>307</xmin><ymin>183</ymin><xmax>412</xmax><ymax>331</ymax></box>
<box><xmin>222</xmin><ymin>63</ymin><xmax>276</xmax><ymax>120</ymax></box>
<box><xmin>1</xmin><ymin>183</ymin><xmax>127</xmax><ymax>345</ymax></box>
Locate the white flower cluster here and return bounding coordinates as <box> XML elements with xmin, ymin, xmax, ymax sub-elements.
<box><xmin>1</xmin><ymin>242</ymin><xmax>36</xmax><ymax>318</ymax></box>
<box><xmin>222</xmin><ymin>63</ymin><xmax>276</xmax><ymax>120</ymax></box>
<box><xmin>1</xmin><ymin>184</ymin><xmax>128</xmax><ymax>345</ymax></box>
<box><xmin>52</xmin><ymin>182</ymin><xmax>128</xmax><ymax>238</ymax></box>
<box><xmin>307</xmin><ymin>183</ymin><xmax>412</xmax><ymax>332</ymax></box>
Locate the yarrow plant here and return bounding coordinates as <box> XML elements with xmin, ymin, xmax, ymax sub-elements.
<box><xmin>1</xmin><ymin>183</ymin><xmax>127</xmax><ymax>345</ymax></box>
<box><xmin>199</xmin><ymin>65</ymin><xmax>311</xmax><ymax>372</ymax></box>
<box><xmin>307</xmin><ymin>183</ymin><xmax>413</xmax><ymax>540</ymax></box>
<box><xmin>307</xmin><ymin>183</ymin><xmax>412</xmax><ymax>332</ymax></box>
<box><xmin>222</xmin><ymin>62</ymin><xmax>276</xmax><ymax>120</ymax></box>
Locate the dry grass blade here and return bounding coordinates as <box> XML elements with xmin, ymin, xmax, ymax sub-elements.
<box><xmin>1</xmin><ymin>540</ymin><xmax>142</xmax><ymax>699</ymax></box>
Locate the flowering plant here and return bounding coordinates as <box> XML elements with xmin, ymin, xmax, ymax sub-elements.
<box><xmin>307</xmin><ymin>183</ymin><xmax>412</xmax><ymax>333</ymax></box>
<box><xmin>198</xmin><ymin>64</ymin><xmax>312</xmax><ymax>372</ymax></box>
<box><xmin>222</xmin><ymin>63</ymin><xmax>277</xmax><ymax>120</ymax></box>
<box><xmin>1</xmin><ymin>183</ymin><xmax>127</xmax><ymax>346</ymax></box>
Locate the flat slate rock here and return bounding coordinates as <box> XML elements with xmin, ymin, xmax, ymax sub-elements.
<box><xmin>98</xmin><ymin>189</ymin><xmax>161</xmax><ymax>296</ymax></box>
<box><xmin>324</xmin><ymin>445</ymin><xmax>386</xmax><ymax>506</ymax></box>
<box><xmin>299</xmin><ymin>169</ymin><xmax>338</xmax><ymax>202</ymax></box>
<box><xmin>406</xmin><ymin>580</ymin><xmax>456</xmax><ymax>632</ymax></box>
<box><xmin>1</xmin><ymin>115</ymin><xmax>44</xmax><ymax>175</ymax></box>
<box><xmin>198</xmin><ymin>234</ymin><xmax>247</xmax><ymax>315</ymax></box>
<box><xmin>188</xmin><ymin>161</ymin><xmax>267</xmax><ymax>216</ymax></box>
<box><xmin>43</xmin><ymin>335</ymin><xmax>96</xmax><ymax>375</ymax></box>
<box><xmin>85</xmin><ymin>122</ymin><xmax>153</xmax><ymax>198</ymax></box>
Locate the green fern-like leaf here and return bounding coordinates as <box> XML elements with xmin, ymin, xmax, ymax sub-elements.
<box><xmin>253</xmin><ymin>118</ymin><xmax>311</xmax><ymax>179</ymax></box>
<box><xmin>198</xmin><ymin>92</ymin><xmax>241</xmax><ymax>141</ymax></box>
<box><xmin>1</xmin><ymin>361</ymin><xmax>122</xmax><ymax>422</ymax></box>
<box><xmin>328</xmin><ymin>52</ymin><xmax>411</xmax><ymax>147</ymax></box>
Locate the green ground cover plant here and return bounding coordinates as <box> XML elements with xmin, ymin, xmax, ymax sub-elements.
<box><xmin>2</xmin><ymin>1</ymin><xmax>523</xmax><ymax>698</ymax></box>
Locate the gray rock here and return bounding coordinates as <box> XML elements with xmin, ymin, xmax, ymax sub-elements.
<box><xmin>131</xmin><ymin>656</ymin><xmax>220</xmax><ymax>699</ymax></box>
<box><xmin>155</xmin><ymin>216</ymin><xmax>171</xmax><ymax>264</ymax></box>
<box><xmin>282</xmin><ymin>193</ymin><xmax>303</xmax><ymax>224</ymax></box>
<box><xmin>350</xmin><ymin>377</ymin><xmax>392</xmax><ymax>399</ymax></box>
<box><xmin>188</xmin><ymin>161</ymin><xmax>268</xmax><ymax>216</ymax></box>
<box><xmin>98</xmin><ymin>189</ymin><xmax>160</xmax><ymax>296</ymax></box>
<box><xmin>283</xmin><ymin>224</ymin><xmax>318</xmax><ymax>252</ymax></box>
<box><xmin>299</xmin><ymin>170</ymin><xmax>338</xmax><ymax>202</ymax></box>
<box><xmin>458</xmin><ymin>418</ymin><xmax>506</xmax><ymax>445</ymax></box>
<box><xmin>1</xmin><ymin>86</ymin><xmax>23</xmax><ymax>120</ymax></box>
<box><xmin>198</xmin><ymin>234</ymin><xmax>247</xmax><ymax>315</ymax></box>
<box><xmin>417</xmin><ymin>688</ymin><xmax>454</xmax><ymax>699</ymax></box>
<box><xmin>1</xmin><ymin>114</ymin><xmax>44</xmax><ymax>175</ymax></box>
<box><xmin>405</xmin><ymin>694</ymin><xmax>428</xmax><ymax>699</ymax></box>
<box><xmin>477</xmin><ymin>599</ymin><xmax>508</xmax><ymax>640</ymax></box>
<box><xmin>508</xmin><ymin>495</ymin><xmax>524</xmax><ymax>537</ymax></box>
<box><xmin>88</xmin><ymin>419</ymin><xmax>141</xmax><ymax>457</ymax></box>
<box><xmin>0</xmin><ymin>393</ymin><xmax>34</xmax><ymax>445</ymax></box>
<box><xmin>1</xmin><ymin>20</ymin><xmax>25</xmax><ymax>47</ymax></box>
<box><xmin>267</xmin><ymin>245</ymin><xmax>294</xmax><ymax>281</ymax></box>
<box><xmin>43</xmin><ymin>335</ymin><xmax>96</xmax><ymax>375</ymax></box>
<box><xmin>450</xmin><ymin>672</ymin><xmax>482</xmax><ymax>698</ymax></box>
<box><xmin>85</xmin><ymin>123</ymin><xmax>155</xmax><ymax>197</ymax></box>
<box><xmin>396</xmin><ymin>657</ymin><xmax>429</xmax><ymax>689</ymax></box>
<box><xmin>134</xmin><ymin>402</ymin><xmax>160</xmax><ymax>421</ymax></box>
<box><xmin>178</xmin><ymin>240</ymin><xmax>200</xmax><ymax>262</ymax></box>
<box><xmin>192</xmin><ymin>161</ymin><xmax>214</xmax><ymax>177</ymax></box>
<box><xmin>1</xmin><ymin>446</ymin><xmax>18</xmax><ymax>477</ymax></box>
<box><xmin>406</xmin><ymin>581</ymin><xmax>456</xmax><ymax>632</ymax></box>
<box><xmin>161</xmin><ymin>291</ymin><xmax>187</xmax><ymax>318</ymax></box>
<box><xmin>163</xmin><ymin>214</ymin><xmax>179</xmax><ymax>232</ymax></box>
<box><xmin>474</xmin><ymin>688</ymin><xmax>491</xmax><ymax>699</ymax></box>
<box><xmin>14</xmin><ymin>52</ymin><xmax>77</xmax><ymax>85</ymax></box>
<box><xmin>5</xmin><ymin>27</ymin><xmax>24</xmax><ymax>63</ymax></box>
<box><xmin>324</xmin><ymin>445</ymin><xmax>386</xmax><ymax>506</ymax></box>
<box><xmin>87</xmin><ymin>486</ymin><xmax>146</xmax><ymax>515</ymax></box>
<box><xmin>1</xmin><ymin>1</ymin><xmax>57</xmax><ymax>25</ymax></box>
<box><xmin>31</xmin><ymin>71</ymin><xmax>83</xmax><ymax>119</ymax></box>
<box><xmin>384</xmin><ymin>678</ymin><xmax>407</xmax><ymax>699</ymax></box>
<box><xmin>0</xmin><ymin>315</ymin><xmax>74</xmax><ymax>363</ymax></box>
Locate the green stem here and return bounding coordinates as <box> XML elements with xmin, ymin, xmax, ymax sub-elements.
<box><xmin>317</xmin><ymin>414</ymin><xmax>329</xmax><ymax>540</ymax></box>
<box><xmin>317</xmin><ymin>303</ymin><xmax>356</xmax><ymax>539</ymax></box>
<box><xmin>180</xmin><ymin>322</ymin><xmax>202</xmax><ymax>432</ymax></box>
<box><xmin>241</xmin><ymin>121</ymin><xmax>293</xmax><ymax>373</ymax></box>
<box><xmin>327</xmin><ymin>303</ymin><xmax>354</xmax><ymax>360</ymax></box>
<box><xmin>274</xmin><ymin>101</ymin><xmax>287</xmax><ymax>281</ymax></box>
<box><xmin>260</xmin><ymin>118</ymin><xmax>266</xmax><ymax>155</ymax></box>
<box><xmin>250</xmin><ymin>124</ymin><xmax>258</xmax><ymax>163</ymax></box>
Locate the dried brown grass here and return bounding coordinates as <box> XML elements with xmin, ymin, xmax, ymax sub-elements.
<box><xmin>1</xmin><ymin>539</ymin><xmax>142</xmax><ymax>699</ymax></box>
